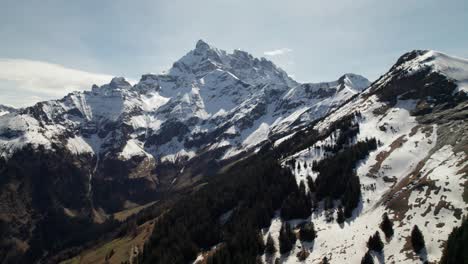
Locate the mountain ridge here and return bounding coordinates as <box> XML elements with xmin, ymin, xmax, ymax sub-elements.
<box><xmin>0</xmin><ymin>40</ymin><xmax>370</xmax><ymax>164</ymax></box>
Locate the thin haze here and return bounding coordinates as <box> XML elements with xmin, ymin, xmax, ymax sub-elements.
<box><xmin>1</xmin><ymin>0</ymin><xmax>467</xmax><ymax>107</ymax></box>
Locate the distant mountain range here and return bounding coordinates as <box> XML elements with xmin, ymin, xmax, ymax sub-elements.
<box><xmin>0</xmin><ymin>104</ymin><xmax>16</xmax><ymax>116</ymax></box>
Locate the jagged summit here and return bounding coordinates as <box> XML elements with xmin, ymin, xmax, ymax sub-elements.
<box><xmin>195</xmin><ymin>39</ymin><xmax>211</xmax><ymax>51</ymax></box>
<box><xmin>338</xmin><ymin>73</ymin><xmax>371</xmax><ymax>92</ymax></box>
<box><xmin>109</xmin><ymin>77</ymin><xmax>132</xmax><ymax>89</ymax></box>
<box><xmin>169</xmin><ymin>40</ymin><xmax>298</xmax><ymax>87</ymax></box>
<box><xmin>0</xmin><ymin>39</ymin><xmax>371</xmax><ymax>166</ymax></box>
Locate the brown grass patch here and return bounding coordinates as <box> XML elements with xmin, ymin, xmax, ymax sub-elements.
<box><xmin>367</xmin><ymin>135</ymin><xmax>407</xmax><ymax>178</ymax></box>
<box><xmin>61</xmin><ymin>220</ymin><xmax>155</xmax><ymax>264</ymax></box>
<box><xmin>113</xmin><ymin>201</ymin><xmax>158</xmax><ymax>221</ymax></box>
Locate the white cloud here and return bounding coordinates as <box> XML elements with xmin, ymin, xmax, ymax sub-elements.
<box><xmin>0</xmin><ymin>58</ymin><xmax>115</xmax><ymax>107</ymax></box>
<box><xmin>264</xmin><ymin>48</ymin><xmax>293</xmax><ymax>57</ymax></box>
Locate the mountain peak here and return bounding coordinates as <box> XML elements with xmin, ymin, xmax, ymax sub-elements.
<box><xmin>195</xmin><ymin>39</ymin><xmax>211</xmax><ymax>50</ymax></box>
<box><xmin>168</xmin><ymin>40</ymin><xmax>298</xmax><ymax>86</ymax></box>
<box><xmin>338</xmin><ymin>73</ymin><xmax>371</xmax><ymax>91</ymax></box>
<box><xmin>394</xmin><ymin>49</ymin><xmax>430</xmax><ymax>66</ymax></box>
<box><xmin>374</xmin><ymin>49</ymin><xmax>468</xmax><ymax>96</ymax></box>
<box><xmin>109</xmin><ymin>77</ymin><xmax>132</xmax><ymax>89</ymax></box>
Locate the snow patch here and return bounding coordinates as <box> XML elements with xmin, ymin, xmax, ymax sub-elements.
<box><xmin>66</xmin><ymin>136</ymin><xmax>94</xmax><ymax>155</ymax></box>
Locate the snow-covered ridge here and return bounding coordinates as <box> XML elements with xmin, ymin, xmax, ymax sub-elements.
<box><xmin>422</xmin><ymin>50</ymin><xmax>468</xmax><ymax>93</ymax></box>
<box><xmin>170</xmin><ymin>40</ymin><xmax>298</xmax><ymax>87</ymax></box>
<box><xmin>267</xmin><ymin>91</ymin><xmax>466</xmax><ymax>263</ymax></box>
<box><xmin>0</xmin><ymin>40</ymin><xmax>369</xmax><ymax>164</ymax></box>
<box><xmin>262</xmin><ymin>50</ymin><xmax>468</xmax><ymax>263</ymax></box>
<box><xmin>373</xmin><ymin>50</ymin><xmax>468</xmax><ymax>94</ymax></box>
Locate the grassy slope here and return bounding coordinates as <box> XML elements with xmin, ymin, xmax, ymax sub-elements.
<box><xmin>61</xmin><ymin>220</ymin><xmax>154</xmax><ymax>264</ymax></box>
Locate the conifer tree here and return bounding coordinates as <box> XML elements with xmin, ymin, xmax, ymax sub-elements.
<box><xmin>299</xmin><ymin>222</ymin><xmax>316</xmax><ymax>242</ymax></box>
<box><xmin>322</xmin><ymin>256</ymin><xmax>329</xmax><ymax>264</ymax></box>
<box><xmin>257</xmin><ymin>231</ymin><xmax>266</xmax><ymax>254</ymax></box>
<box><xmin>299</xmin><ymin>181</ymin><xmax>307</xmax><ymax>196</ymax></box>
<box><xmin>337</xmin><ymin>207</ymin><xmax>345</xmax><ymax>224</ymax></box>
<box><xmin>280</xmin><ymin>189</ymin><xmax>312</xmax><ymax>220</ymax></box>
<box><xmin>379</xmin><ymin>213</ymin><xmax>394</xmax><ymax>238</ymax></box>
<box><xmin>440</xmin><ymin>218</ymin><xmax>468</xmax><ymax>264</ymax></box>
<box><xmin>361</xmin><ymin>251</ymin><xmax>374</xmax><ymax>264</ymax></box>
<box><xmin>324</xmin><ymin>197</ymin><xmax>333</xmax><ymax>211</ymax></box>
<box><xmin>279</xmin><ymin>222</ymin><xmax>296</xmax><ymax>254</ymax></box>
<box><xmin>411</xmin><ymin>225</ymin><xmax>425</xmax><ymax>253</ymax></box>
<box><xmin>367</xmin><ymin>231</ymin><xmax>384</xmax><ymax>252</ymax></box>
<box><xmin>265</xmin><ymin>234</ymin><xmax>276</xmax><ymax>255</ymax></box>
<box><xmin>306</xmin><ymin>176</ymin><xmax>316</xmax><ymax>193</ymax></box>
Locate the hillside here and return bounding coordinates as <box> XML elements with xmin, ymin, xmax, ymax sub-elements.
<box><xmin>139</xmin><ymin>50</ymin><xmax>468</xmax><ymax>264</ymax></box>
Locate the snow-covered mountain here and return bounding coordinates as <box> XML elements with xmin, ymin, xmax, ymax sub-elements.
<box><xmin>2</xmin><ymin>44</ymin><xmax>466</xmax><ymax>264</ymax></box>
<box><xmin>0</xmin><ymin>40</ymin><xmax>370</xmax><ymax>259</ymax></box>
<box><xmin>258</xmin><ymin>50</ymin><xmax>468</xmax><ymax>263</ymax></box>
<box><xmin>133</xmin><ymin>50</ymin><xmax>467</xmax><ymax>264</ymax></box>
<box><xmin>0</xmin><ymin>104</ymin><xmax>16</xmax><ymax>116</ymax></box>
<box><xmin>0</xmin><ymin>40</ymin><xmax>369</xmax><ymax>186</ymax></box>
<box><xmin>0</xmin><ymin>41</ymin><xmax>369</xmax><ymax>164</ymax></box>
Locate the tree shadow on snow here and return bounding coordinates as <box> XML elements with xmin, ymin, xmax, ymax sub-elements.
<box><xmin>371</xmin><ymin>251</ymin><xmax>385</xmax><ymax>264</ymax></box>
<box><xmin>344</xmin><ymin>198</ymin><xmax>364</xmax><ymax>224</ymax></box>
<box><xmin>416</xmin><ymin>248</ymin><xmax>428</xmax><ymax>263</ymax></box>
<box><xmin>299</xmin><ymin>239</ymin><xmax>315</xmax><ymax>252</ymax></box>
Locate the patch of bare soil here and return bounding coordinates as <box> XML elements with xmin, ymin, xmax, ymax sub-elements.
<box><xmin>382</xmin><ymin>160</ymin><xmax>426</xmax><ymax>222</ymax></box>
<box><xmin>367</xmin><ymin>135</ymin><xmax>407</xmax><ymax>178</ymax></box>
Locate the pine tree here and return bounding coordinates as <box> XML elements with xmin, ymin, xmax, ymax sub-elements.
<box><xmin>299</xmin><ymin>222</ymin><xmax>316</xmax><ymax>242</ymax></box>
<box><xmin>299</xmin><ymin>181</ymin><xmax>307</xmax><ymax>196</ymax></box>
<box><xmin>280</xmin><ymin>189</ymin><xmax>312</xmax><ymax>220</ymax></box>
<box><xmin>440</xmin><ymin>218</ymin><xmax>468</xmax><ymax>264</ymax></box>
<box><xmin>361</xmin><ymin>251</ymin><xmax>374</xmax><ymax>264</ymax></box>
<box><xmin>306</xmin><ymin>176</ymin><xmax>316</xmax><ymax>193</ymax></box>
<box><xmin>411</xmin><ymin>225</ymin><xmax>425</xmax><ymax>253</ymax></box>
<box><xmin>279</xmin><ymin>222</ymin><xmax>296</xmax><ymax>254</ymax></box>
<box><xmin>379</xmin><ymin>213</ymin><xmax>393</xmax><ymax>238</ymax></box>
<box><xmin>367</xmin><ymin>231</ymin><xmax>384</xmax><ymax>252</ymax></box>
<box><xmin>343</xmin><ymin>175</ymin><xmax>361</xmax><ymax>218</ymax></box>
<box><xmin>265</xmin><ymin>234</ymin><xmax>276</xmax><ymax>255</ymax></box>
<box><xmin>336</xmin><ymin>207</ymin><xmax>345</xmax><ymax>224</ymax></box>
<box><xmin>324</xmin><ymin>197</ymin><xmax>333</xmax><ymax>211</ymax></box>
<box><xmin>257</xmin><ymin>231</ymin><xmax>266</xmax><ymax>254</ymax></box>
<box><xmin>321</xmin><ymin>256</ymin><xmax>329</xmax><ymax>264</ymax></box>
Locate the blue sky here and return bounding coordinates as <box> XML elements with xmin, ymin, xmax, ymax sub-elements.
<box><xmin>1</xmin><ymin>0</ymin><xmax>467</xmax><ymax>106</ymax></box>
